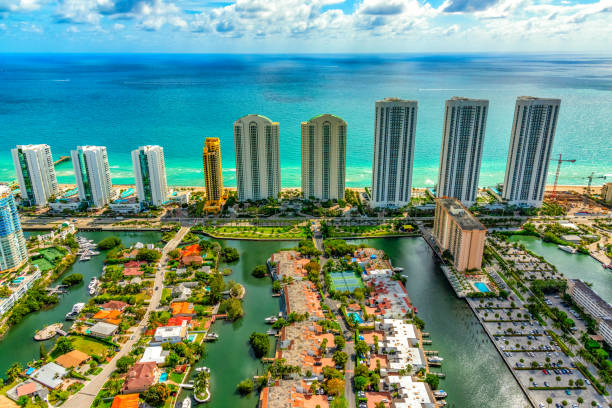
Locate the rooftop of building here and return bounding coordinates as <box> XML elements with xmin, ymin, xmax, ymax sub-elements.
<box><xmin>570</xmin><ymin>279</ymin><xmax>612</xmax><ymax>316</ymax></box>
<box><xmin>436</xmin><ymin>198</ymin><xmax>487</xmax><ymax>231</ymax></box>
<box><xmin>305</xmin><ymin>113</ymin><xmax>346</xmax><ymax>123</ymax></box>
<box><xmin>517</xmin><ymin>96</ymin><xmax>561</xmax><ymax>103</ymax></box>
<box><xmin>111</xmin><ymin>394</ymin><xmax>139</xmax><ymax>408</ymax></box>
<box><xmin>448</xmin><ymin>96</ymin><xmax>489</xmax><ymax>103</ymax></box>
<box><xmin>377</xmin><ymin>97</ymin><xmax>418</xmax><ymax>104</ymax></box>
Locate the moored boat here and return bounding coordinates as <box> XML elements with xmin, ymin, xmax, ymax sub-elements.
<box><xmin>558</xmin><ymin>245</ymin><xmax>577</xmax><ymax>254</ymax></box>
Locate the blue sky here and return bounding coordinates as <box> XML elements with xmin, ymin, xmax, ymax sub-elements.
<box><xmin>1</xmin><ymin>0</ymin><xmax>610</xmax><ymax>52</ymax></box>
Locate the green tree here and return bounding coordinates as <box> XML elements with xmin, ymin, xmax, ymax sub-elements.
<box><xmin>332</xmin><ymin>351</ymin><xmax>348</xmax><ymax>368</ymax></box>
<box><xmin>17</xmin><ymin>396</ymin><xmax>29</xmax><ymax>407</ymax></box>
<box><xmin>220</xmin><ymin>247</ymin><xmax>240</xmax><ymax>263</ymax></box>
<box><xmin>143</xmin><ymin>384</ymin><xmax>170</xmax><ymax>407</ymax></box>
<box><xmin>54</xmin><ymin>337</ymin><xmax>74</xmax><ymax>355</ymax></box>
<box><xmin>353</xmin><ymin>375</ymin><xmax>369</xmax><ymax>391</ymax></box>
<box><xmin>97</xmin><ymin>236</ymin><xmax>121</xmax><ymax>250</ymax></box>
<box><xmin>219</xmin><ymin>298</ymin><xmax>243</xmax><ymax>320</ymax></box>
<box><xmin>136</xmin><ymin>248</ymin><xmax>162</xmax><ymax>262</ymax></box>
<box><xmin>39</xmin><ymin>343</ymin><xmax>48</xmax><ymax>360</ymax></box>
<box><xmin>62</xmin><ymin>273</ymin><xmax>84</xmax><ymax>287</ymax></box>
<box><xmin>425</xmin><ymin>373</ymin><xmax>440</xmax><ymax>390</ymax></box>
<box><xmin>6</xmin><ymin>362</ymin><xmax>22</xmax><ymax>383</ymax></box>
<box><xmin>249</xmin><ymin>332</ymin><xmax>270</xmax><ymax>358</ymax></box>
<box><xmin>236</xmin><ymin>379</ymin><xmax>254</xmax><ymax>395</ymax></box>
<box><xmin>251</xmin><ymin>265</ymin><xmax>268</xmax><ymax>278</ymax></box>
<box><xmin>334</xmin><ymin>335</ymin><xmax>345</xmax><ymax>351</ymax></box>
<box><xmin>116</xmin><ymin>356</ymin><xmax>134</xmax><ymax>373</ymax></box>
<box><xmin>354</xmin><ymin>340</ymin><xmax>368</xmax><ymax>357</ymax></box>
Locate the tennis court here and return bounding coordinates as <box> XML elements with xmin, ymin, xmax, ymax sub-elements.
<box><xmin>330</xmin><ymin>271</ymin><xmax>364</xmax><ymax>292</ymax></box>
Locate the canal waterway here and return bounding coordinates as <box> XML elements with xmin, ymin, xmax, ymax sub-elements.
<box><xmin>182</xmin><ymin>238</ymin><xmax>295</xmax><ymax>408</ymax></box>
<box><xmin>356</xmin><ymin>237</ymin><xmax>530</xmax><ymax>408</ymax></box>
<box><xmin>0</xmin><ymin>230</ymin><xmax>161</xmax><ymax>377</ymax></box>
<box><xmin>507</xmin><ymin>235</ymin><xmax>612</xmax><ymax>303</ymax></box>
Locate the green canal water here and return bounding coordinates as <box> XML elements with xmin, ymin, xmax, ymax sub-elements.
<box><xmin>354</xmin><ymin>237</ymin><xmax>530</xmax><ymax>408</ymax></box>
<box><xmin>181</xmin><ymin>238</ymin><xmax>295</xmax><ymax>408</ymax></box>
<box><xmin>0</xmin><ymin>230</ymin><xmax>161</xmax><ymax>377</ymax></box>
<box><xmin>507</xmin><ymin>235</ymin><xmax>612</xmax><ymax>303</ymax></box>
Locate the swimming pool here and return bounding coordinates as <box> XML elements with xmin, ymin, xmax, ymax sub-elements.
<box><xmin>120</xmin><ymin>188</ymin><xmax>134</xmax><ymax>198</ymax></box>
<box><xmin>187</xmin><ymin>334</ymin><xmax>197</xmax><ymax>342</ymax></box>
<box><xmin>474</xmin><ymin>282</ymin><xmax>490</xmax><ymax>293</ymax></box>
<box><xmin>348</xmin><ymin>312</ymin><xmax>363</xmax><ymax>324</ymax></box>
<box><xmin>159</xmin><ymin>372</ymin><xmax>168</xmax><ymax>383</ymax></box>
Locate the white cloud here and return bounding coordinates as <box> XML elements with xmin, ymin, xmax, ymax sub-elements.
<box><xmin>0</xmin><ymin>0</ymin><xmax>41</xmax><ymax>12</ymax></box>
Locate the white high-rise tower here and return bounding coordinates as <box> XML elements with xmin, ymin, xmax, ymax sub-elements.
<box><xmin>502</xmin><ymin>96</ymin><xmax>561</xmax><ymax>207</ymax></box>
<box><xmin>370</xmin><ymin>98</ymin><xmax>417</xmax><ymax>208</ymax></box>
<box><xmin>132</xmin><ymin>145</ymin><xmax>168</xmax><ymax>207</ymax></box>
<box><xmin>71</xmin><ymin>146</ymin><xmax>113</xmax><ymax>208</ymax></box>
<box><xmin>437</xmin><ymin>97</ymin><xmax>489</xmax><ymax>206</ymax></box>
<box><xmin>0</xmin><ymin>186</ymin><xmax>28</xmax><ymax>272</ymax></box>
<box><xmin>301</xmin><ymin>114</ymin><xmax>347</xmax><ymax>201</ymax></box>
<box><xmin>11</xmin><ymin>144</ymin><xmax>59</xmax><ymax>207</ymax></box>
<box><xmin>234</xmin><ymin>114</ymin><xmax>281</xmax><ymax>201</ymax></box>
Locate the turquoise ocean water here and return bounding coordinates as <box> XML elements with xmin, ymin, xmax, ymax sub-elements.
<box><xmin>1</xmin><ymin>54</ymin><xmax>611</xmax><ymax>188</ymax></box>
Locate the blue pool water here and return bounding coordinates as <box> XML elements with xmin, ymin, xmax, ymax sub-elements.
<box><xmin>187</xmin><ymin>334</ymin><xmax>197</xmax><ymax>342</ymax></box>
<box><xmin>120</xmin><ymin>188</ymin><xmax>134</xmax><ymax>198</ymax></box>
<box><xmin>348</xmin><ymin>312</ymin><xmax>363</xmax><ymax>323</ymax></box>
<box><xmin>159</xmin><ymin>372</ymin><xmax>168</xmax><ymax>382</ymax></box>
<box><xmin>475</xmin><ymin>282</ymin><xmax>490</xmax><ymax>293</ymax></box>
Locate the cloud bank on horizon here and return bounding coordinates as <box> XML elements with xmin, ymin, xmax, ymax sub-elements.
<box><xmin>0</xmin><ymin>0</ymin><xmax>611</xmax><ymax>52</ymax></box>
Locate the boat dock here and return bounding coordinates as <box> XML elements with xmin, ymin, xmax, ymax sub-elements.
<box><xmin>34</xmin><ymin>323</ymin><xmax>64</xmax><ymax>341</ymax></box>
<box><xmin>46</xmin><ymin>285</ymin><xmax>69</xmax><ymax>295</ymax></box>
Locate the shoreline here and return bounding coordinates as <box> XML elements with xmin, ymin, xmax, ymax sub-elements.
<box><xmin>12</xmin><ymin>183</ymin><xmax>602</xmax><ymax>194</ymax></box>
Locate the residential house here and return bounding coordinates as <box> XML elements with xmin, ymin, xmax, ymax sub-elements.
<box><xmin>89</xmin><ymin>322</ymin><xmax>119</xmax><ymax>338</ymax></box>
<box><xmin>30</xmin><ymin>363</ymin><xmax>67</xmax><ymax>389</ymax></box>
<box><xmin>122</xmin><ymin>362</ymin><xmax>159</xmax><ymax>394</ymax></box>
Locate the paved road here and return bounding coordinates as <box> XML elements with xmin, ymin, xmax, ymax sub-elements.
<box><xmin>63</xmin><ymin>227</ymin><xmax>190</xmax><ymax>408</ymax></box>
<box><xmin>313</xmin><ymin>230</ymin><xmax>356</xmax><ymax>408</ymax></box>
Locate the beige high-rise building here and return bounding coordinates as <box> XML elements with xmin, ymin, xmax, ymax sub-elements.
<box><xmin>601</xmin><ymin>182</ymin><xmax>612</xmax><ymax>204</ymax></box>
<box><xmin>433</xmin><ymin>197</ymin><xmax>487</xmax><ymax>272</ymax></box>
<box><xmin>234</xmin><ymin>115</ymin><xmax>281</xmax><ymax>201</ymax></box>
<box><xmin>437</xmin><ymin>97</ymin><xmax>488</xmax><ymax>207</ymax></box>
<box><xmin>203</xmin><ymin>138</ymin><xmax>223</xmax><ymax>202</ymax></box>
<box><xmin>301</xmin><ymin>114</ymin><xmax>347</xmax><ymax>201</ymax></box>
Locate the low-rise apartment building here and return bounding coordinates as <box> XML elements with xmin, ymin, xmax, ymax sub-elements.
<box><xmin>433</xmin><ymin>197</ymin><xmax>487</xmax><ymax>271</ymax></box>
<box><xmin>0</xmin><ymin>267</ymin><xmax>42</xmax><ymax>316</ymax></box>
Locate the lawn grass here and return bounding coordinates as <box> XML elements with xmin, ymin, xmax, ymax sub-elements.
<box><xmin>71</xmin><ymin>336</ymin><xmax>112</xmax><ymax>356</ymax></box>
<box><xmin>201</xmin><ymin>225</ymin><xmax>306</xmax><ymax>240</ymax></box>
<box><xmin>170</xmin><ymin>372</ymin><xmax>184</xmax><ymax>384</ymax></box>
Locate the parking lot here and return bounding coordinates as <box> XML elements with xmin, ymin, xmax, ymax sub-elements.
<box><xmin>469</xmin><ymin>298</ymin><xmax>607</xmax><ymax>408</ymax></box>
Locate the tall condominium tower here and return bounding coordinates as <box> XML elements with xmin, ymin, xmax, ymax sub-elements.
<box><xmin>0</xmin><ymin>185</ymin><xmax>28</xmax><ymax>272</ymax></box>
<box><xmin>301</xmin><ymin>114</ymin><xmax>347</xmax><ymax>201</ymax></box>
<box><xmin>370</xmin><ymin>98</ymin><xmax>418</xmax><ymax>208</ymax></box>
<box><xmin>71</xmin><ymin>146</ymin><xmax>113</xmax><ymax>208</ymax></box>
<box><xmin>502</xmin><ymin>96</ymin><xmax>561</xmax><ymax>207</ymax></box>
<box><xmin>132</xmin><ymin>145</ymin><xmax>168</xmax><ymax>207</ymax></box>
<box><xmin>234</xmin><ymin>115</ymin><xmax>281</xmax><ymax>201</ymax></box>
<box><xmin>11</xmin><ymin>144</ymin><xmax>59</xmax><ymax>207</ymax></box>
<box><xmin>203</xmin><ymin>138</ymin><xmax>224</xmax><ymax>202</ymax></box>
<box><xmin>437</xmin><ymin>97</ymin><xmax>489</xmax><ymax>206</ymax></box>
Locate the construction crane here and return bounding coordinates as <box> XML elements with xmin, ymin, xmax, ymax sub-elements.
<box><xmin>585</xmin><ymin>172</ymin><xmax>607</xmax><ymax>201</ymax></box>
<box><xmin>550</xmin><ymin>154</ymin><xmax>576</xmax><ymax>201</ymax></box>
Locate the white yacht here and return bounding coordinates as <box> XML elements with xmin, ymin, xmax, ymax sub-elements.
<box><xmin>264</xmin><ymin>316</ymin><xmax>278</xmax><ymax>324</ymax></box>
<box><xmin>558</xmin><ymin>245</ymin><xmax>577</xmax><ymax>254</ymax></box>
<box><xmin>433</xmin><ymin>390</ymin><xmax>448</xmax><ymax>398</ymax></box>
<box><xmin>65</xmin><ymin>302</ymin><xmax>85</xmax><ymax>320</ymax></box>
<box><xmin>181</xmin><ymin>398</ymin><xmax>191</xmax><ymax>408</ymax></box>
<box><xmin>428</xmin><ymin>356</ymin><xmax>444</xmax><ymax>363</ymax></box>
<box><xmin>88</xmin><ymin>278</ymin><xmax>99</xmax><ymax>296</ymax></box>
